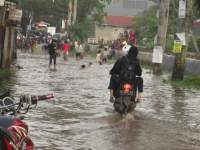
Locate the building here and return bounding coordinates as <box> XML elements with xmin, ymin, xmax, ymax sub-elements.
<box><xmin>94</xmin><ymin>0</ymin><xmax>156</xmax><ymax>42</ymax></box>
<box><xmin>0</xmin><ymin>0</ymin><xmax>22</xmax><ymax>68</ymax></box>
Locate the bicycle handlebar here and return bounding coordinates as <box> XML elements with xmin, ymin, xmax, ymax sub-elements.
<box><xmin>30</xmin><ymin>93</ymin><xmax>54</xmax><ymax>105</ymax></box>
<box><xmin>0</xmin><ymin>93</ymin><xmax>54</xmax><ymax>115</ymax></box>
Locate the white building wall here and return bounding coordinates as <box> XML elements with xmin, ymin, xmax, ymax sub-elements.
<box><xmin>95</xmin><ymin>25</ymin><xmax>126</xmax><ymax>42</ymax></box>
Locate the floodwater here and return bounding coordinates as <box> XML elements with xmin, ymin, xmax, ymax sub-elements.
<box><xmin>10</xmin><ymin>50</ymin><xmax>200</xmax><ymax>150</ymax></box>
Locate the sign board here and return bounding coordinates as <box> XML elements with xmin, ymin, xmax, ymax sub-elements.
<box><xmin>61</xmin><ymin>19</ymin><xmax>66</xmax><ymax>29</ymax></box>
<box><xmin>47</xmin><ymin>27</ymin><xmax>56</xmax><ymax>36</ymax></box>
<box><xmin>179</xmin><ymin>0</ymin><xmax>186</xmax><ymax>19</ymax></box>
<box><xmin>8</xmin><ymin>9</ymin><xmax>22</xmax><ymax>22</ymax></box>
<box><xmin>27</xmin><ymin>25</ymin><xmax>31</xmax><ymax>31</ymax></box>
<box><xmin>0</xmin><ymin>0</ymin><xmax>5</xmax><ymax>6</ymax></box>
<box><xmin>88</xmin><ymin>38</ymin><xmax>98</xmax><ymax>44</ymax></box>
<box><xmin>176</xmin><ymin>32</ymin><xmax>186</xmax><ymax>45</ymax></box>
<box><xmin>173</xmin><ymin>41</ymin><xmax>182</xmax><ymax>53</ymax></box>
<box><xmin>152</xmin><ymin>46</ymin><xmax>163</xmax><ymax>64</ymax></box>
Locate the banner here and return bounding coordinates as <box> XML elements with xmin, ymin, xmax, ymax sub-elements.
<box><xmin>8</xmin><ymin>9</ymin><xmax>22</xmax><ymax>22</ymax></box>
<box><xmin>179</xmin><ymin>0</ymin><xmax>186</xmax><ymax>19</ymax></box>
<box><xmin>152</xmin><ymin>46</ymin><xmax>163</xmax><ymax>64</ymax></box>
<box><xmin>176</xmin><ymin>32</ymin><xmax>186</xmax><ymax>45</ymax></box>
<box><xmin>61</xmin><ymin>19</ymin><xmax>66</xmax><ymax>29</ymax></box>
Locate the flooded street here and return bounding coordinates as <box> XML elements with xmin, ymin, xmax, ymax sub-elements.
<box><xmin>10</xmin><ymin>51</ymin><xmax>200</xmax><ymax>150</ymax></box>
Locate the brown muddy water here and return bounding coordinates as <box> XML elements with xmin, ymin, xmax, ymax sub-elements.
<box><xmin>9</xmin><ymin>51</ymin><xmax>200</xmax><ymax>150</ymax></box>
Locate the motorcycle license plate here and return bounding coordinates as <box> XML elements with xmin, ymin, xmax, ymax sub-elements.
<box><xmin>120</xmin><ymin>91</ymin><xmax>134</xmax><ymax>96</ymax></box>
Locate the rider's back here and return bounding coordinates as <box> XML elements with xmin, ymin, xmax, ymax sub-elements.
<box><xmin>110</xmin><ymin>46</ymin><xmax>142</xmax><ymax>77</ymax></box>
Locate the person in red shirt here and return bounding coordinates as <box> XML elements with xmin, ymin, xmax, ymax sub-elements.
<box><xmin>128</xmin><ymin>31</ymin><xmax>137</xmax><ymax>47</ymax></box>
<box><xmin>63</xmin><ymin>41</ymin><xmax>70</xmax><ymax>61</ymax></box>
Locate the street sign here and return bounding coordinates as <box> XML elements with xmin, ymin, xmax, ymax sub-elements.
<box><xmin>152</xmin><ymin>46</ymin><xmax>163</xmax><ymax>64</ymax></box>
<box><xmin>8</xmin><ymin>9</ymin><xmax>22</xmax><ymax>22</ymax></box>
<box><xmin>61</xmin><ymin>19</ymin><xmax>66</xmax><ymax>29</ymax></box>
<box><xmin>172</xmin><ymin>32</ymin><xmax>186</xmax><ymax>53</ymax></box>
<box><xmin>179</xmin><ymin>0</ymin><xmax>186</xmax><ymax>19</ymax></box>
<box><xmin>88</xmin><ymin>38</ymin><xmax>98</xmax><ymax>44</ymax></box>
<box><xmin>173</xmin><ymin>41</ymin><xmax>182</xmax><ymax>53</ymax></box>
<box><xmin>176</xmin><ymin>32</ymin><xmax>186</xmax><ymax>46</ymax></box>
<box><xmin>0</xmin><ymin>0</ymin><xmax>5</xmax><ymax>6</ymax></box>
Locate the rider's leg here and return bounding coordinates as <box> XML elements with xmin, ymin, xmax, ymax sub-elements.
<box><xmin>53</xmin><ymin>55</ymin><xmax>57</xmax><ymax>69</ymax></box>
<box><xmin>108</xmin><ymin>75</ymin><xmax>120</xmax><ymax>102</ymax></box>
<box><xmin>49</xmin><ymin>55</ymin><xmax>53</xmax><ymax>68</ymax></box>
<box><xmin>136</xmin><ymin>76</ymin><xmax>143</xmax><ymax>101</ymax></box>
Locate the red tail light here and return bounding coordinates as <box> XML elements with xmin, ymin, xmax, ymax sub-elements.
<box><xmin>122</xmin><ymin>83</ymin><xmax>133</xmax><ymax>92</ymax></box>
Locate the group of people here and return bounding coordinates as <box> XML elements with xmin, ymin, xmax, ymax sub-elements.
<box><xmin>47</xmin><ymin>34</ymin><xmax>143</xmax><ymax>102</ymax></box>
<box><xmin>47</xmin><ymin>39</ymin><xmax>71</xmax><ymax>69</ymax></box>
<box><xmin>96</xmin><ymin>48</ymin><xmax>109</xmax><ymax>65</ymax></box>
<box><xmin>47</xmin><ymin>39</ymin><xmax>86</xmax><ymax>69</ymax></box>
<box><xmin>98</xmin><ymin>30</ymin><xmax>138</xmax><ymax>60</ymax></box>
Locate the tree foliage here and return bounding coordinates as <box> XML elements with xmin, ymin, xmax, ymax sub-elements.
<box><xmin>133</xmin><ymin>0</ymin><xmax>200</xmax><ymax>51</ymax></box>
<box><xmin>21</xmin><ymin>0</ymin><xmax>68</xmax><ymax>26</ymax></box>
<box><xmin>133</xmin><ymin>6</ymin><xmax>159</xmax><ymax>49</ymax></box>
<box><xmin>20</xmin><ymin>0</ymin><xmax>110</xmax><ymax>39</ymax></box>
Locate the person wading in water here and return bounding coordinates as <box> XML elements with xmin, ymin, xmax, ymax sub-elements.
<box><xmin>48</xmin><ymin>39</ymin><xmax>57</xmax><ymax>70</ymax></box>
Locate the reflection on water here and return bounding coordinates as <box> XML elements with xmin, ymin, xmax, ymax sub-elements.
<box><xmin>171</xmin><ymin>86</ymin><xmax>188</xmax><ymax>126</ymax></box>
<box><xmin>8</xmin><ymin>52</ymin><xmax>200</xmax><ymax>150</ymax></box>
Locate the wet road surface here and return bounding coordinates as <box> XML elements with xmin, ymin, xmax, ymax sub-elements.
<box><xmin>10</xmin><ymin>51</ymin><xmax>200</xmax><ymax>150</ymax></box>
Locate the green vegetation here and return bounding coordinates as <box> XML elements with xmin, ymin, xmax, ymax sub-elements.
<box><xmin>134</xmin><ymin>6</ymin><xmax>158</xmax><ymax>50</ymax></box>
<box><xmin>134</xmin><ymin>1</ymin><xmax>200</xmax><ymax>52</ymax></box>
<box><xmin>20</xmin><ymin>0</ymin><xmax>111</xmax><ymax>40</ymax></box>
<box><xmin>141</xmin><ymin>63</ymin><xmax>153</xmax><ymax>70</ymax></box>
<box><xmin>0</xmin><ymin>69</ymin><xmax>14</xmax><ymax>81</ymax></box>
<box><xmin>0</xmin><ymin>69</ymin><xmax>15</xmax><ymax>92</ymax></box>
<box><xmin>163</xmin><ymin>75</ymin><xmax>200</xmax><ymax>89</ymax></box>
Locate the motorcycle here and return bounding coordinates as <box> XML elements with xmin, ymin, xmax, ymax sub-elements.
<box><xmin>0</xmin><ymin>92</ymin><xmax>54</xmax><ymax>150</ymax></box>
<box><xmin>113</xmin><ymin>81</ymin><xmax>137</xmax><ymax>116</ymax></box>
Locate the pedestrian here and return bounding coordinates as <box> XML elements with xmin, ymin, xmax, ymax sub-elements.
<box><xmin>63</xmin><ymin>41</ymin><xmax>70</xmax><ymax>61</ymax></box>
<box><xmin>96</xmin><ymin>50</ymin><xmax>103</xmax><ymax>65</ymax></box>
<box><xmin>102</xmin><ymin>48</ymin><xmax>109</xmax><ymax>63</ymax></box>
<box><xmin>47</xmin><ymin>39</ymin><xmax>57</xmax><ymax>70</ymax></box>
<box><xmin>75</xmin><ymin>41</ymin><xmax>84</xmax><ymax>60</ymax></box>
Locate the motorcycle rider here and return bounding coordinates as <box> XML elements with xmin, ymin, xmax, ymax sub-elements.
<box><xmin>108</xmin><ymin>44</ymin><xmax>143</xmax><ymax>103</ymax></box>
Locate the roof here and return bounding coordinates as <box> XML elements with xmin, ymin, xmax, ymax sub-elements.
<box><xmin>106</xmin><ymin>15</ymin><xmax>133</xmax><ymax>27</ymax></box>
<box><xmin>104</xmin><ymin>0</ymin><xmax>156</xmax><ymax>17</ymax></box>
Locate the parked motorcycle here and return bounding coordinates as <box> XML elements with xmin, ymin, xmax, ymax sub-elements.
<box><xmin>0</xmin><ymin>93</ymin><xmax>54</xmax><ymax>150</ymax></box>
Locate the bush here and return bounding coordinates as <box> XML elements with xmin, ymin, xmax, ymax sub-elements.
<box><xmin>166</xmin><ymin>35</ymin><xmax>174</xmax><ymax>53</ymax></box>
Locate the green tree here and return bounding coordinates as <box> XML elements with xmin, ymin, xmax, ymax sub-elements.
<box><xmin>133</xmin><ymin>6</ymin><xmax>159</xmax><ymax>49</ymax></box>
<box><xmin>20</xmin><ymin>0</ymin><xmax>110</xmax><ymax>40</ymax></box>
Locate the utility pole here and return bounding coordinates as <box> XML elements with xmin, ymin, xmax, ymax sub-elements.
<box><xmin>0</xmin><ymin>1</ymin><xmax>6</xmax><ymax>67</ymax></box>
<box><xmin>172</xmin><ymin>0</ymin><xmax>192</xmax><ymax>80</ymax></box>
<box><xmin>152</xmin><ymin>0</ymin><xmax>170</xmax><ymax>74</ymax></box>
<box><xmin>67</xmin><ymin>0</ymin><xmax>73</xmax><ymax>28</ymax></box>
<box><xmin>72</xmin><ymin>0</ymin><xmax>77</xmax><ymax>25</ymax></box>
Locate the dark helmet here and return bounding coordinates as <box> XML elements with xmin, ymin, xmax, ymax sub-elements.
<box><xmin>127</xmin><ymin>45</ymin><xmax>138</xmax><ymax>58</ymax></box>
<box><xmin>52</xmin><ymin>39</ymin><xmax>57</xmax><ymax>43</ymax></box>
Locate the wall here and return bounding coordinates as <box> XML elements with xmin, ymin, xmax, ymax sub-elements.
<box><xmin>95</xmin><ymin>24</ymin><xmax>126</xmax><ymax>42</ymax></box>
<box><xmin>139</xmin><ymin>51</ymin><xmax>200</xmax><ymax>75</ymax></box>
